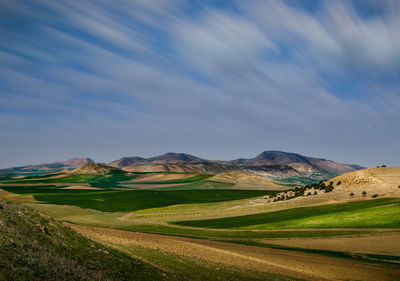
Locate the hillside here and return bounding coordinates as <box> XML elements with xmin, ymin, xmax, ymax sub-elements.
<box><xmin>70</xmin><ymin>163</ymin><xmax>119</xmax><ymax>175</ymax></box>
<box><xmin>0</xmin><ymin>158</ymin><xmax>94</xmax><ymax>176</ymax></box>
<box><xmin>0</xmin><ymin>201</ymin><xmax>163</xmax><ymax>281</ymax></box>
<box><xmin>111</xmin><ymin>151</ymin><xmax>362</xmax><ymax>183</ymax></box>
<box><xmin>209</xmin><ymin>172</ymin><xmax>290</xmax><ymax>190</ymax></box>
<box><xmin>326</xmin><ymin>166</ymin><xmax>400</xmax><ymax>197</ymax></box>
<box><xmin>1</xmin><ymin>151</ymin><xmax>363</xmax><ymax>184</ymax></box>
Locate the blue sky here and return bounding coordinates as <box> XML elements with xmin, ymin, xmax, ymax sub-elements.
<box><xmin>0</xmin><ymin>0</ymin><xmax>399</xmax><ymax>168</ymax></box>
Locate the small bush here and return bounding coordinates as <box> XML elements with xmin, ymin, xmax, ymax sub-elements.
<box><xmin>336</xmin><ymin>181</ymin><xmax>341</xmax><ymax>186</ymax></box>
<box><xmin>381</xmin><ymin>165</ymin><xmax>387</xmax><ymax>167</ymax></box>
<box><xmin>350</xmin><ymin>193</ymin><xmax>354</xmax><ymax>196</ymax></box>
<box><xmin>314</xmin><ymin>191</ymin><xmax>317</xmax><ymax>195</ymax></box>
<box><xmin>372</xmin><ymin>194</ymin><xmax>378</xmax><ymax>198</ymax></box>
<box><xmin>307</xmin><ymin>192</ymin><xmax>311</xmax><ymax>196</ymax></box>
<box><xmin>362</xmin><ymin>191</ymin><xmax>367</xmax><ymax>196</ymax></box>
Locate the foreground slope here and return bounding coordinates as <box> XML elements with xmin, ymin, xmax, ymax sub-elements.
<box><xmin>0</xmin><ymin>201</ymin><xmax>163</xmax><ymax>281</ymax></box>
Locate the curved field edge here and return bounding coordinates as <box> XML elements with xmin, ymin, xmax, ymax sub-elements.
<box><xmin>1</xmin><ymin>187</ymin><xmax>277</xmax><ymax>212</ymax></box>
<box><xmin>172</xmin><ymin>198</ymin><xmax>400</xmax><ymax>229</ymax></box>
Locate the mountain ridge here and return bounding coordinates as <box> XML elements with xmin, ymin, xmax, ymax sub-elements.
<box><xmin>0</xmin><ymin>151</ymin><xmax>364</xmax><ymax>183</ymax></box>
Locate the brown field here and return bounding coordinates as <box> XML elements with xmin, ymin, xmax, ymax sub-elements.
<box><xmin>128</xmin><ymin>173</ymin><xmax>198</xmax><ymax>183</ymax></box>
<box><xmin>260</xmin><ymin>232</ymin><xmax>400</xmax><ymax>256</ymax></box>
<box><xmin>69</xmin><ymin>224</ymin><xmax>400</xmax><ymax>281</ymax></box>
<box><xmin>60</xmin><ymin>185</ymin><xmax>101</xmax><ymax>190</ymax></box>
<box><xmin>209</xmin><ymin>172</ymin><xmax>290</xmax><ymax>190</ymax></box>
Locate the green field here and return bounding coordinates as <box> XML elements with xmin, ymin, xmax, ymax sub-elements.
<box><xmin>173</xmin><ymin>198</ymin><xmax>400</xmax><ymax>229</ymax></box>
<box><xmin>5</xmin><ymin>170</ymin><xmax>139</xmax><ymax>188</ymax></box>
<box><xmin>2</xmin><ymin>185</ymin><xmax>274</xmax><ymax>212</ymax></box>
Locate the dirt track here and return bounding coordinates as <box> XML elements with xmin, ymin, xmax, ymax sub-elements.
<box><xmin>68</xmin><ymin>224</ymin><xmax>400</xmax><ymax>281</ymax></box>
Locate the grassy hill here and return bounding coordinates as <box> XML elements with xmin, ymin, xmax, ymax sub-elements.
<box><xmin>0</xmin><ymin>200</ymin><xmax>164</xmax><ymax>281</ymax></box>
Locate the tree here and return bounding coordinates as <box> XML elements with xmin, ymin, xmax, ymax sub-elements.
<box><xmin>372</xmin><ymin>194</ymin><xmax>378</xmax><ymax>198</ymax></box>
<box><xmin>350</xmin><ymin>192</ymin><xmax>354</xmax><ymax>196</ymax></box>
<box><xmin>362</xmin><ymin>191</ymin><xmax>367</xmax><ymax>196</ymax></box>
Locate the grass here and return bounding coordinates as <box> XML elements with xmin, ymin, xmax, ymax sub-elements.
<box><xmin>173</xmin><ymin>198</ymin><xmax>400</xmax><ymax>229</ymax></box>
<box><xmin>0</xmin><ymin>201</ymin><xmax>163</xmax><ymax>281</ymax></box>
<box><xmin>2</xmin><ymin>186</ymin><xmax>274</xmax><ymax>212</ymax></box>
<box><xmin>116</xmin><ymin>224</ymin><xmax>380</xmax><ymax>239</ymax></box>
<box><xmin>4</xmin><ymin>170</ymin><xmax>139</xmax><ymax>188</ymax></box>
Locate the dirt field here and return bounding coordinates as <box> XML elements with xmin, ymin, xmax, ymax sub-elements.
<box><xmin>261</xmin><ymin>233</ymin><xmax>400</xmax><ymax>256</ymax></box>
<box><xmin>128</xmin><ymin>173</ymin><xmax>198</xmax><ymax>183</ymax></box>
<box><xmin>60</xmin><ymin>185</ymin><xmax>101</xmax><ymax>190</ymax></box>
<box><xmin>209</xmin><ymin>172</ymin><xmax>290</xmax><ymax>190</ymax></box>
<box><xmin>68</xmin><ymin>224</ymin><xmax>400</xmax><ymax>281</ymax></box>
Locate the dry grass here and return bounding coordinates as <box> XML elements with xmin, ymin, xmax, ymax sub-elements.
<box><xmin>69</xmin><ymin>224</ymin><xmax>400</xmax><ymax>281</ymax></box>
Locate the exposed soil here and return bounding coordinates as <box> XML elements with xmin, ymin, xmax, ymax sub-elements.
<box><xmin>60</xmin><ymin>185</ymin><xmax>101</xmax><ymax>190</ymax></box>
<box><xmin>128</xmin><ymin>173</ymin><xmax>198</xmax><ymax>183</ymax></box>
<box><xmin>68</xmin><ymin>224</ymin><xmax>400</xmax><ymax>281</ymax></box>
<box><xmin>260</xmin><ymin>233</ymin><xmax>400</xmax><ymax>256</ymax></box>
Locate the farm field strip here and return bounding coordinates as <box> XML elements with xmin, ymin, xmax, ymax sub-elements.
<box><xmin>69</xmin><ymin>224</ymin><xmax>400</xmax><ymax>281</ymax></box>
<box><xmin>173</xmin><ymin>198</ymin><xmax>400</xmax><ymax>229</ymax></box>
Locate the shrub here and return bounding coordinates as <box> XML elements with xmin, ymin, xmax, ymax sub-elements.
<box><xmin>307</xmin><ymin>192</ymin><xmax>311</xmax><ymax>196</ymax></box>
<box><xmin>398</xmin><ymin>185</ymin><xmax>400</xmax><ymax>189</ymax></box>
<box><xmin>381</xmin><ymin>165</ymin><xmax>387</xmax><ymax>167</ymax></box>
<box><xmin>325</xmin><ymin>183</ymin><xmax>334</xmax><ymax>193</ymax></box>
<box><xmin>350</xmin><ymin>193</ymin><xmax>354</xmax><ymax>196</ymax></box>
<box><xmin>372</xmin><ymin>194</ymin><xmax>378</xmax><ymax>198</ymax></box>
<box><xmin>314</xmin><ymin>191</ymin><xmax>318</xmax><ymax>195</ymax></box>
<box><xmin>362</xmin><ymin>191</ymin><xmax>367</xmax><ymax>196</ymax></box>
<box><xmin>336</xmin><ymin>181</ymin><xmax>341</xmax><ymax>186</ymax></box>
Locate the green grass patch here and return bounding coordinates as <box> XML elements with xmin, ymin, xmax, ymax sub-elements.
<box><xmin>5</xmin><ymin>170</ymin><xmax>139</xmax><ymax>188</ymax></box>
<box><xmin>3</xmin><ymin>187</ymin><xmax>273</xmax><ymax>212</ymax></box>
<box><xmin>173</xmin><ymin>198</ymin><xmax>400</xmax><ymax>229</ymax></box>
<box><xmin>115</xmin><ymin>224</ymin><xmax>379</xmax><ymax>239</ymax></box>
<box><xmin>0</xmin><ymin>201</ymin><xmax>163</xmax><ymax>281</ymax></box>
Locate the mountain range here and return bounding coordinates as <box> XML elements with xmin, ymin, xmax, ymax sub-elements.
<box><xmin>0</xmin><ymin>151</ymin><xmax>363</xmax><ymax>184</ymax></box>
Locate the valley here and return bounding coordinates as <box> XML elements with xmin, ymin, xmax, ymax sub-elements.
<box><xmin>1</xmin><ymin>153</ymin><xmax>399</xmax><ymax>280</ymax></box>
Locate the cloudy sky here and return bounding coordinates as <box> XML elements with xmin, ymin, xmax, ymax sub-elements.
<box><xmin>0</xmin><ymin>0</ymin><xmax>399</xmax><ymax>168</ymax></box>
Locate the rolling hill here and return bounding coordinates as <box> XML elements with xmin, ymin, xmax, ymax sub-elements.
<box><xmin>1</xmin><ymin>151</ymin><xmax>363</xmax><ymax>184</ymax></box>
<box><xmin>0</xmin><ymin>158</ymin><xmax>95</xmax><ymax>176</ymax></box>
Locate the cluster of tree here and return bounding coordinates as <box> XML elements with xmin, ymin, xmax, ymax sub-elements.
<box><xmin>268</xmin><ymin>180</ymin><xmax>335</xmax><ymax>203</ymax></box>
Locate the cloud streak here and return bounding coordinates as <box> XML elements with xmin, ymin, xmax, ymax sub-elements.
<box><xmin>0</xmin><ymin>0</ymin><xmax>399</xmax><ymax>168</ymax></box>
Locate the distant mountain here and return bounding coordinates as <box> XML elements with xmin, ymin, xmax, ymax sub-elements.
<box><xmin>109</xmin><ymin>151</ymin><xmax>363</xmax><ymax>184</ymax></box>
<box><xmin>0</xmin><ymin>158</ymin><xmax>94</xmax><ymax>176</ymax></box>
<box><xmin>109</xmin><ymin>157</ymin><xmax>148</xmax><ymax>168</ymax></box>
<box><xmin>1</xmin><ymin>151</ymin><xmax>364</xmax><ymax>184</ymax></box>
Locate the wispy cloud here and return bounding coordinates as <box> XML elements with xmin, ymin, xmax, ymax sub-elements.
<box><xmin>0</xmin><ymin>0</ymin><xmax>399</xmax><ymax>167</ymax></box>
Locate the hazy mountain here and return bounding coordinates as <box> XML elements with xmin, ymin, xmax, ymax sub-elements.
<box><xmin>108</xmin><ymin>157</ymin><xmax>149</xmax><ymax>168</ymax></box>
<box><xmin>109</xmin><ymin>151</ymin><xmax>363</xmax><ymax>183</ymax></box>
<box><xmin>1</xmin><ymin>151</ymin><xmax>363</xmax><ymax>184</ymax></box>
<box><xmin>0</xmin><ymin>158</ymin><xmax>95</xmax><ymax>176</ymax></box>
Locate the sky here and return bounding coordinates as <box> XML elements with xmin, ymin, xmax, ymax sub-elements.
<box><xmin>0</xmin><ymin>0</ymin><xmax>399</xmax><ymax>168</ymax></box>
